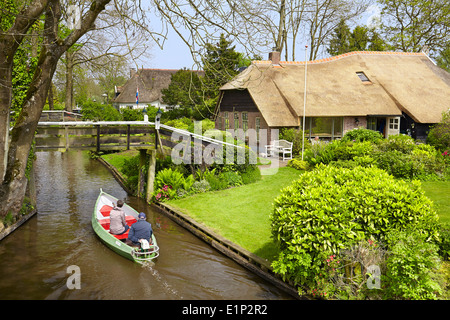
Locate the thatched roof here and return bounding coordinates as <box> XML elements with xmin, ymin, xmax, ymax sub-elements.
<box><xmin>114</xmin><ymin>69</ymin><xmax>178</xmax><ymax>104</ymax></box>
<box><xmin>220</xmin><ymin>51</ymin><xmax>450</xmax><ymax>125</ymax></box>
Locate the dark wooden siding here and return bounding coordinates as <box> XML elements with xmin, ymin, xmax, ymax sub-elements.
<box><xmin>219</xmin><ymin>89</ymin><xmax>259</xmax><ymax>112</ymax></box>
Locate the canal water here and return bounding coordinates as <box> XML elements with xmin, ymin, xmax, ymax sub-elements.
<box><xmin>0</xmin><ymin>150</ymin><xmax>292</xmax><ymax>300</ymax></box>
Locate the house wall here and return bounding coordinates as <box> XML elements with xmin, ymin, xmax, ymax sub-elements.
<box><xmin>215</xmin><ymin>90</ymin><xmax>277</xmax><ymax>150</ymax></box>
<box><xmin>343</xmin><ymin>116</ymin><xmax>367</xmax><ymax>135</ymax></box>
<box><xmin>115</xmin><ymin>101</ymin><xmax>177</xmax><ymax>112</ymax></box>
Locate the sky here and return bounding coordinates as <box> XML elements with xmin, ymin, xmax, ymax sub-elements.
<box><xmin>143</xmin><ymin>5</ymin><xmax>380</xmax><ymax>71</ymax></box>
<box><xmin>145</xmin><ymin>30</ymin><xmax>197</xmax><ymax>70</ymax></box>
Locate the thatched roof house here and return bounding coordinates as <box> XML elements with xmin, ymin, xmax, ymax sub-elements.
<box><xmin>113</xmin><ymin>68</ymin><xmax>178</xmax><ymax>111</ymax></box>
<box><xmin>214</xmin><ymin>51</ymin><xmax>450</xmax><ymax>142</ymax></box>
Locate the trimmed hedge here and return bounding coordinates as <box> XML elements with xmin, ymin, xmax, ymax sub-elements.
<box><xmin>270</xmin><ymin>165</ymin><xmax>440</xmax><ymax>290</ymax></box>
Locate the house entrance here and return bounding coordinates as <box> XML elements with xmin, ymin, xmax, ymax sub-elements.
<box><xmin>367</xmin><ymin>117</ymin><xmax>386</xmax><ymax>137</ymax></box>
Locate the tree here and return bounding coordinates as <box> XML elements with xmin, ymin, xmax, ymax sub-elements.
<box><xmin>327</xmin><ymin>19</ymin><xmax>352</xmax><ymax>56</ymax></box>
<box><xmin>197</xmin><ymin>34</ymin><xmax>242</xmax><ymax>119</ymax></box>
<box><xmin>378</xmin><ymin>0</ymin><xmax>450</xmax><ymax>58</ymax></box>
<box><xmin>202</xmin><ymin>34</ymin><xmax>241</xmax><ymax>98</ymax></box>
<box><xmin>0</xmin><ymin>0</ymin><xmax>111</xmax><ymax>219</ymax></box>
<box><xmin>436</xmin><ymin>44</ymin><xmax>450</xmax><ymax>72</ymax></box>
<box><xmin>161</xmin><ymin>68</ymin><xmax>203</xmax><ymax>110</ymax></box>
<box><xmin>328</xmin><ymin>19</ymin><xmax>390</xmax><ymax>55</ymax></box>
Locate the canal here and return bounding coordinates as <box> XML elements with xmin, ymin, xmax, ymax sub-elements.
<box><xmin>0</xmin><ymin>150</ymin><xmax>292</xmax><ymax>300</ymax></box>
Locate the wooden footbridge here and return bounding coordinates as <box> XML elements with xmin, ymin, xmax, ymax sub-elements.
<box><xmin>36</xmin><ymin>112</ymin><xmax>245</xmax><ymax>201</ymax></box>
<box><xmin>36</xmin><ymin>120</ymin><xmax>240</xmax><ymax>153</ymax></box>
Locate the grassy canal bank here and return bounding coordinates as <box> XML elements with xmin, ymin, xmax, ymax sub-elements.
<box><xmin>99</xmin><ymin>150</ymin><xmax>450</xmax><ymax>262</ymax></box>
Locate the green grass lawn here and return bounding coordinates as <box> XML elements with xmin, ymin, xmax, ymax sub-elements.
<box><xmin>167</xmin><ymin>167</ymin><xmax>450</xmax><ymax>262</ymax></box>
<box><xmin>101</xmin><ymin>150</ymin><xmax>138</xmax><ymax>175</ymax></box>
<box><xmin>167</xmin><ymin>166</ymin><xmax>302</xmax><ymax>261</ymax></box>
<box><xmin>421</xmin><ymin>181</ymin><xmax>450</xmax><ymax>224</ymax></box>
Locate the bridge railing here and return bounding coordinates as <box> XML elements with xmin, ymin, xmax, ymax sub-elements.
<box><xmin>36</xmin><ymin>121</ymin><xmax>245</xmax><ymax>153</ymax></box>
<box><xmin>36</xmin><ymin>121</ymin><xmax>156</xmax><ymax>151</ymax></box>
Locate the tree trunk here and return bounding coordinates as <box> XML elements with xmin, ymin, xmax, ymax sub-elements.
<box><xmin>0</xmin><ymin>0</ymin><xmax>112</xmax><ymax>218</ymax></box>
<box><xmin>0</xmin><ymin>45</ymin><xmax>61</xmax><ymax>218</ymax></box>
<box><xmin>65</xmin><ymin>50</ymin><xmax>74</xmax><ymax>112</ymax></box>
<box><xmin>0</xmin><ymin>57</ymin><xmax>13</xmax><ymax>183</ymax></box>
<box><xmin>48</xmin><ymin>82</ymin><xmax>54</xmax><ymax>110</ymax></box>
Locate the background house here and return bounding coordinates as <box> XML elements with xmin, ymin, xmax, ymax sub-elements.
<box><xmin>113</xmin><ymin>68</ymin><xmax>178</xmax><ymax>111</ymax></box>
<box><xmin>214</xmin><ymin>51</ymin><xmax>450</xmax><ymax>146</ymax></box>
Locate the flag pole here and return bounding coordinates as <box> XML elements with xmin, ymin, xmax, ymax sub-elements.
<box><xmin>301</xmin><ymin>45</ymin><xmax>308</xmax><ymax>161</ymax></box>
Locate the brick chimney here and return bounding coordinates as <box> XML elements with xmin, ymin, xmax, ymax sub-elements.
<box><xmin>269</xmin><ymin>51</ymin><xmax>281</xmax><ymax>65</ymax></box>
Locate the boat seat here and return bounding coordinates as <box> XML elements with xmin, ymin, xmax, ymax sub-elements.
<box><xmin>99</xmin><ymin>216</ymin><xmax>137</xmax><ymax>240</ymax></box>
<box><xmin>99</xmin><ymin>205</ymin><xmax>113</xmax><ymax>217</ymax></box>
<box><xmin>113</xmin><ymin>229</ymin><xmax>130</xmax><ymax>240</ymax></box>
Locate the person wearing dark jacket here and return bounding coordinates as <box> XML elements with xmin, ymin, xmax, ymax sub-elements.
<box><xmin>126</xmin><ymin>212</ymin><xmax>153</xmax><ymax>247</ymax></box>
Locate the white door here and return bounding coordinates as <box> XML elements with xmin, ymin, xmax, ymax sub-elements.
<box><xmin>386</xmin><ymin>117</ymin><xmax>400</xmax><ymax>137</ymax></box>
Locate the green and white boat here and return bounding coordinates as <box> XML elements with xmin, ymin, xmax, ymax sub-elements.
<box><xmin>92</xmin><ymin>189</ymin><xmax>159</xmax><ymax>263</ymax></box>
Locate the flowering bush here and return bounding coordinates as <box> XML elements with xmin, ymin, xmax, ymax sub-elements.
<box><xmin>154</xmin><ymin>185</ymin><xmax>177</xmax><ymax>202</ymax></box>
<box><xmin>270</xmin><ymin>165</ymin><xmax>440</xmax><ymax>296</ymax></box>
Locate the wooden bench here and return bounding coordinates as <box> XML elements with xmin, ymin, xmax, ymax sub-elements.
<box><xmin>265</xmin><ymin>139</ymin><xmax>293</xmax><ymax>161</ymax></box>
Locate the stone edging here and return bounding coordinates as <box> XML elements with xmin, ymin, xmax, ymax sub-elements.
<box><xmin>0</xmin><ymin>210</ymin><xmax>37</xmax><ymax>242</ymax></box>
<box><xmin>152</xmin><ymin>202</ymin><xmax>304</xmax><ymax>300</ymax></box>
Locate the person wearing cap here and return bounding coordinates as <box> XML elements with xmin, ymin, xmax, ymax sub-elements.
<box><xmin>126</xmin><ymin>212</ymin><xmax>153</xmax><ymax>247</ymax></box>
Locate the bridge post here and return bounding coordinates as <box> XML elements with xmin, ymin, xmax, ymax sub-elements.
<box><xmin>65</xmin><ymin>126</ymin><xmax>69</xmax><ymax>151</ymax></box>
<box><xmin>96</xmin><ymin>125</ymin><xmax>100</xmax><ymax>153</ymax></box>
<box><xmin>146</xmin><ymin>149</ymin><xmax>156</xmax><ymax>203</ymax></box>
<box><xmin>136</xmin><ymin>148</ymin><xmax>156</xmax><ymax>201</ymax></box>
<box><xmin>138</xmin><ymin>149</ymin><xmax>146</xmax><ymax>197</ymax></box>
<box><xmin>126</xmin><ymin>125</ymin><xmax>130</xmax><ymax>150</ymax></box>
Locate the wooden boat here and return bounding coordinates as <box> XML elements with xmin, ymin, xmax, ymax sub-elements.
<box><xmin>92</xmin><ymin>189</ymin><xmax>159</xmax><ymax>263</ymax></box>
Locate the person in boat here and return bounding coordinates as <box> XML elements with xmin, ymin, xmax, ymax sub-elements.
<box><xmin>126</xmin><ymin>212</ymin><xmax>153</xmax><ymax>247</ymax></box>
<box><xmin>109</xmin><ymin>200</ymin><xmax>129</xmax><ymax>235</ymax></box>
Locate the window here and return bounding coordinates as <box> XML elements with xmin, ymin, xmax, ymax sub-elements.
<box><xmin>242</xmin><ymin>112</ymin><xmax>248</xmax><ymax>132</ymax></box>
<box><xmin>389</xmin><ymin>118</ymin><xmax>399</xmax><ymax>130</ymax></box>
<box><xmin>356</xmin><ymin>72</ymin><xmax>371</xmax><ymax>83</ymax></box>
<box><xmin>305</xmin><ymin>117</ymin><xmax>343</xmax><ymax>139</ymax></box>
<box><xmin>367</xmin><ymin>117</ymin><xmax>377</xmax><ymax>131</ymax></box>
<box><xmin>224</xmin><ymin>112</ymin><xmax>229</xmax><ymax>130</ymax></box>
<box><xmin>234</xmin><ymin>112</ymin><xmax>239</xmax><ymax>129</ymax></box>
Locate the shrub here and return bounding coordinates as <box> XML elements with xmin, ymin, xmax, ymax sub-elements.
<box><xmin>287</xmin><ymin>158</ymin><xmax>309</xmax><ymax>171</ymax></box>
<box><xmin>427</xmin><ymin>110</ymin><xmax>450</xmax><ymax>151</ymax></box>
<box><xmin>333</xmin><ymin>141</ymin><xmax>374</xmax><ymax>161</ymax></box>
<box><xmin>121</xmin><ymin>108</ymin><xmax>144</xmax><ymax>121</ymax></box>
<box><xmin>437</xmin><ymin>223</ymin><xmax>450</xmax><ymax>260</ymax></box>
<box><xmin>374</xmin><ymin>150</ymin><xmax>414</xmax><ymax>179</ymax></box>
<box><xmin>270</xmin><ymin>165</ymin><xmax>440</xmax><ymax>291</ymax></box>
<box><xmin>304</xmin><ymin>140</ymin><xmax>339</xmax><ymax>166</ymax></box>
<box><xmin>80</xmin><ymin>100</ymin><xmax>122</xmax><ymax>121</ymax></box>
<box><xmin>154</xmin><ymin>168</ymin><xmax>185</xmax><ymax>191</ymax></box>
<box><xmin>377</xmin><ymin>134</ymin><xmax>416</xmax><ymax>154</ymax></box>
<box><xmin>191</xmin><ymin>180</ymin><xmax>211</xmax><ymax>193</ymax></box>
<box><xmin>317</xmin><ymin>239</ymin><xmax>386</xmax><ymax>300</ymax></box>
<box><xmin>220</xmin><ymin>171</ymin><xmax>243</xmax><ymax>187</ymax></box>
<box><xmin>204</xmin><ymin>169</ymin><xmax>228</xmax><ymax>190</ymax></box>
<box><xmin>121</xmin><ymin>154</ymin><xmax>141</xmax><ymax>190</ymax></box>
<box><xmin>240</xmin><ymin>166</ymin><xmax>262</xmax><ymax>184</ymax></box>
<box><xmin>382</xmin><ymin>229</ymin><xmax>443</xmax><ymax>300</ymax></box>
<box><xmin>374</xmin><ymin>147</ymin><xmax>446</xmax><ymax>180</ymax></box>
<box><xmin>342</xmin><ymin>127</ymin><xmax>384</xmax><ymax>143</ymax></box>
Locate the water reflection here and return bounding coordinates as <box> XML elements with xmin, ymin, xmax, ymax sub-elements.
<box><xmin>0</xmin><ymin>150</ymin><xmax>292</xmax><ymax>300</ymax></box>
